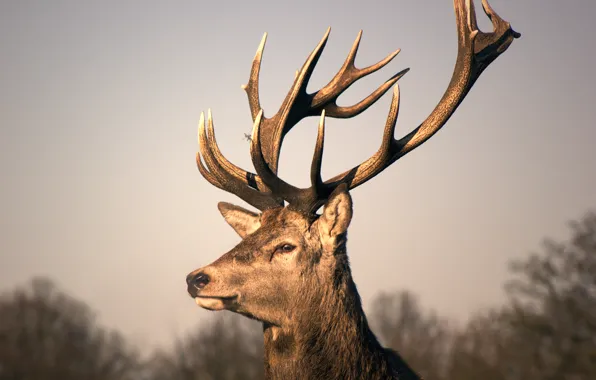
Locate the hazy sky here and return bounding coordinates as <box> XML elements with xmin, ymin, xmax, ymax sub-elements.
<box><xmin>1</xmin><ymin>0</ymin><xmax>595</xmax><ymax>352</ymax></box>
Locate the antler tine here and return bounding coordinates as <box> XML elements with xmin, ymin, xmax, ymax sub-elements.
<box><xmin>196</xmin><ymin>114</ymin><xmax>223</xmax><ymax>188</ymax></box>
<box><xmin>197</xmin><ymin>112</ymin><xmax>228</xmax><ymax>187</ymax></box>
<box><xmin>325</xmin><ymin>68</ymin><xmax>409</xmax><ymax>119</ymax></box>
<box><xmin>318</xmin><ymin>0</ymin><xmax>519</xmax><ymax>196</ymax></box>
<box><xmin>197</xmin><ymin>111</ymin><xmax>283</xmax><ymax>210</ymax></box>
<box><xmin>310</xmin><ymin>30</ymin><xmax>407</xmax><ymax>119</ymax></box>
<box><xmin>241</xmin><ymin>33</ymin><xmax>267</xmax><ymax>121</ymax></box>
<box><xmin>310</xmin><ymin>110</ymin><xmax>326</xmax><ymax>196</ymax></box>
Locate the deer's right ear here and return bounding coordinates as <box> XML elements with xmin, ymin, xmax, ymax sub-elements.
<box><xmin>217</xmin><ymin>202</ymin><xmax>261</xmax><ymax>238</ymax></box>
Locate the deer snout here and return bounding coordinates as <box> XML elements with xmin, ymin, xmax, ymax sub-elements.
<box><xmin>186</xmin><ymin>270</ymin><xmax>210</xmax><ymax>297</ymax></box>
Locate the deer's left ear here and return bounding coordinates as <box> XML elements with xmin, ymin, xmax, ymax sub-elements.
<box><xmin>318</xmin><ymin>184</ymin><xmax>352</xmax><ymax>248</ymax></box>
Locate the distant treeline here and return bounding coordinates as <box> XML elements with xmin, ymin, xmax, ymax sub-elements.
<box><xmin>1</xmin><ymin>211</ymin><xmax>595</xmax><ymax>380</ymax></box>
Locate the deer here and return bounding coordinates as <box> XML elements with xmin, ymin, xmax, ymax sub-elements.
<box><xmin>186</xmin><ymin>0</ymin><xmax>519</xmax><ymax>378</ymax></box>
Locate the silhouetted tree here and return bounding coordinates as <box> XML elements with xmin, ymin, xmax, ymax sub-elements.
<box><xmin>370</xmin><ymin>290</ymin><xmax>452</xmax><ymax>380</ymax></box>
<box><xmin>446</xmin><ymin>309</ymin><xmax>535</xmax><ymax>380</ymax></box>
<box><xmin>0</xmin><ymin>277</ymin><xmax>141</xmax><ymax>380</ymax></box>
<box><xmin>504</xmin><ymin>210</ymin><xmax>596</xmax><ymax>379</ymax></box>
<box><xmin>446</xmin><ymin>210</ymin><xmax>596</xmax><ymax>380</ymax></box>
<box><xmin>148</xmin><ymin>313</ymin><xmax>263</xmax><ymax>380</ymax></box>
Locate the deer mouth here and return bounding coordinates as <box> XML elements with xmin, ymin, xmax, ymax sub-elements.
<box><xmin>194</xmin><ymin>294</ymin><xmax>238</xmax><ymax>311</ymax></box>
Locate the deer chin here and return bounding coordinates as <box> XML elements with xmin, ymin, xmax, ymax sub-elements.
<box><xmin>194</xmin><ymin>294</ymin><xmax>238</xmax><ymax>311</ymax></box>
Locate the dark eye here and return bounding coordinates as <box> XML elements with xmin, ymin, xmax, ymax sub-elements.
<box><xmin>278</xmin><ymin>244</ymin><xmax>295</xmax><ymax>254</ymax></box>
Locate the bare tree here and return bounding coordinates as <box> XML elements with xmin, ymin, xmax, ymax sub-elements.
<box><xmin>503</xmin><ymin>210</ymin><xmax>596</xmax><ymax>379</ymax></box>
<box><xmin>0</xmin><ymin>277</ymin><xmax>141</xmax><ymax>380</ymax></box>
<box><xmin>445</xmin><ymin>310</ymin><xmax>528</xmax><ymax>380</ymax></box>
<box><xmin>370</xmin><ymin>291</ymin><xmax>452</xmax><ymax>380</ymax></box>
<box><xmin>186</xmin><ymin>0</ymin><xmax>520</xmax><ymax>378</ymax></box>
<box><xmin>444</xmin><ymin>211</ymin><xmax>596</xmax><ymax>380</ymax></box>
<box><xmin>148</xmin><ymin>313</ymin><xmax>263</xmax><ymax>380</ymax></box>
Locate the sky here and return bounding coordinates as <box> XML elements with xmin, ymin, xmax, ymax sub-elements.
<box><xmin>1</xmin><ymin>0</ymin><xmax>595</xmax><ymax>352</ymax></box>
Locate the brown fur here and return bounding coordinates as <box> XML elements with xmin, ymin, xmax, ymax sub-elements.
<box><xmin>262</xmin><ymin>243</ymin><xmax>420</xmax><ymax>379</ymax></box>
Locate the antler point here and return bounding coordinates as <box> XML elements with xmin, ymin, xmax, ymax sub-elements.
<box><xmin>256</xmin><ymin>33</ymin><xmax>268</xmax><ymax>55</ymax></box>
<box><xmin>252</xmin><ymin>109</ymin><xmax>264</xmax><ymax>141</ymax></box>
<box><xmin>198</xmin><ymin>112</ymin><xmax>205</xmax><ymax>146</ymax></box>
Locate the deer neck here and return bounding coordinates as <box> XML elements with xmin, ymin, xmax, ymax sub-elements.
<box><xmin>262</xmin><ymin>253</ymin><xmax>396</xmax><ymax>380</ymax></box>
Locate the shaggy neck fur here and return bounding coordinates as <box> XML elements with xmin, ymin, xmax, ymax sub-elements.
<box><xmin>262</xmin><ymin>250</ymin><xmax>421</xmax><ymax>380</ymax></box>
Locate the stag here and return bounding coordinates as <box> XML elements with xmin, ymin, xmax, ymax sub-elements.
<box><xmin>186</xmin><ymin>1</ymin><xmax>519</xmax><ymax>378</ymax></box>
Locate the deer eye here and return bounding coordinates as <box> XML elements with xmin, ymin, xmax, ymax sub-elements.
<box><xmin>277</xmin><ymin>244</ymin><xmax>295</xmax><ymax>254</ymax></box>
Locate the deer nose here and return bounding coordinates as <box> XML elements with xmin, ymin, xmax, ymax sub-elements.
<box><xmin>187</xmin><ymin>272</ymin><xmax>210</xmax><ymax>289</ymax></box>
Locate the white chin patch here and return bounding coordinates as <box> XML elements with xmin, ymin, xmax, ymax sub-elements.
<box><xmin>195</xmin><ymin>297</ymin><xmax>225</xmax><ymax>311</ymax></box>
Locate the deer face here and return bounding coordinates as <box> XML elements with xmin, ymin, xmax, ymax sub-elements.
<box><xmin>187</xmin><ymin>187</ymin><xmax>352</xmax><ymax>325</ymax></box>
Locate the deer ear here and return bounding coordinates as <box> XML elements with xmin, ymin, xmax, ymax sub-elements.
<box><xmin>318</xmin><ymin>185</ymin><xmax>353</xmax><ymax>244</ymax></box>
<box><xmin>217</xmin><ymin>202</ymin><xmax>261</xmax><ymax>238</ymax></box>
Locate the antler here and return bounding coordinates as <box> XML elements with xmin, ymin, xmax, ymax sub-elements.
<box><xmin>197</xmin><ymin>0</ymin><xmax>520</xmax><ymax>214</ymax></box>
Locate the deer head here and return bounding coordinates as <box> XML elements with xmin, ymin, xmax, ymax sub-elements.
<box><xmin>186</xmin><ymin>0</ymin><xmax>519</xmax><ymax>377</ymax></box>
<box><xmin>187</xmin><ymin>183</ymin><xmax>353</xmax><ymax>325</ymax></box>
